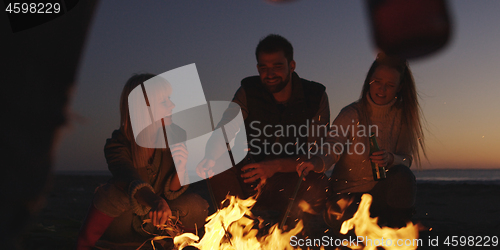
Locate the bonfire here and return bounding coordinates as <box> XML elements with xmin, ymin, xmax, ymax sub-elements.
<box><xmin>172</xmin><ymin>193</ymin><xmax>420</xmax><ymax>250</ymax></box>
<box><xmin>138</xmin><ymin>193</ymin><xmax>421</xmax><ymax>250</ymax></box>
<box><xmin>174</xmin><ymin>195</ymin><xmax>303</xmax><ymax>250</ymax></box>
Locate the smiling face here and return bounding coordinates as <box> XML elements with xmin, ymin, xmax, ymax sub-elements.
<box><xmin>369</xmin><ymin>65</ymin><xmax>401</xmax><ymax>105</ymax></box>
<box><xmin>257</xmin><ymin>51</ymin><xmax>295</xmax><ymax>93</ymax></box>
<box><xmin>148</xmin><ymin>81</ymin><xmax>175</xmax><ymax>126</ymax></box>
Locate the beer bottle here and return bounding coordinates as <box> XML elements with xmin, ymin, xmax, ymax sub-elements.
<box><xmin>369</xmin><ymin>132</ymin><xmax>386</xmax><ymax>180</ymax></box>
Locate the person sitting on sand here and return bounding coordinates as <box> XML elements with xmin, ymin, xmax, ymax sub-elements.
<box><xmin>298</xmin><ymin>53</ymin><xmax>427</xmax><ymax>230</ymax></box>
<box><xmin>76</xmin><ymin>74</ymin><xmax>209</xmax><ymax>249</ymax></box>
<box><xmin>196</xmin><ymin>34</ymin><xmax>330</xmax><ymax>229</ymax></box>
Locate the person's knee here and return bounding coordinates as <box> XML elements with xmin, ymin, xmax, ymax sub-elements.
<box><xmin>93</xmin><ymin>183</ymin><xmax>131</xmax><ymax>217</ymax></box>
<box><xmin>388</xmin><ymin>165</ymin><xmax>415</xmax><ymax>181</ymax></box>
<box><xmin>169</xmin><ymin>193</ymin><xmax>209</xmax><ymax>229</ymax></box>
<box><xmin>385</xmin><ymin>165</ymin><xmax>416</xmax><ymax>209</ymax></box>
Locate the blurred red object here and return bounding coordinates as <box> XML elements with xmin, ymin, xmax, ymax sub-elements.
<box><xmin>368</xmin><ymin>0</ymin><xmax>452</xmax><ymax>59</ymax></box>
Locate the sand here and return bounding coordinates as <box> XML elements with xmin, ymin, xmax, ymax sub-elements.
<box><xmin>19</xmin><ymin>175</ymin><xmax>500</xmax><ymax>249</ymax></box>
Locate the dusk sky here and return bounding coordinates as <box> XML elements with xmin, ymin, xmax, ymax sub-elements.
<box><xmin>55</xmin><ymin>0</ymin><xmax>500</xmax><ymax>172</ymax></box>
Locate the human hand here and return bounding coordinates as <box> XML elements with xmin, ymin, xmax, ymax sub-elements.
<box><xmin>296</xmin><ymin>161</ymin><xmax>313</xmax><ymax>181</ymax></box>
<box><xmin>135</xmin><ymin>187</ymin><xmax>172</xmax><ymax>227</ymax></box>
<box><xmin>148</xmin><ymin>196</ymin><xmax>172</xmax><ymax>227</ymax></box>
<box><xmin>369</xmin><ymin>150</ymin><xmax>394</xmax><ymax>168</ymax></box>
<box><xmin>196</xmin><ymin>158</ymin><xmax>215</xmax><ymax>179</ymax></box>
<box><xmin>241</xmin><ymin>161</ymin><xmax>279</xmax><ymax>190</ymax></box>
<box><xmin>171</xmin><ymin>143</ymin><xmax>188</xmax><ymax>174</ymax></box>
<box><xmin>296</xmin><ymin>157</ymin><xmax>323</xmax><ymax>180</ymax></box>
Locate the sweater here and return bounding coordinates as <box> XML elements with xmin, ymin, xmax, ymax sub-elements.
<box><xmin>319</xmin><ymin>95</ymin><xmax>412</xmax><ymax>194</ymax></box>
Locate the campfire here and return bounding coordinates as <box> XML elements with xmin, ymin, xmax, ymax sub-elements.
<box><xmin>340</xmin><ymin>194</ymin><xmax>421</xmax><ymax>250</ymax></box>
<box><xmin>172</xmin><ymin>194</ymin><xmax>421</xmax><ymax>250</ymax></box>
<box><xmin>174</xmin><ymin>195</ymin><xmax>304</xmax><ymax>250</ymax></box>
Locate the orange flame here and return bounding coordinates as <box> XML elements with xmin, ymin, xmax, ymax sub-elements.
<box><xmin>174</xmin><ymin>195</ymin><xmax>304</xmax><ymax>250</ymax></box>
<box><xmin>326</xmin><ymin>196</ymin><xmax>355</xmax><ymax>221</ymax></box>
<box><xmin>175</xmin><ymin>193</ymin><xmax>421</xmax><ymax>250</ymax></box>
<box><xmin>298</xmin><ymin>200</ymin><xmax>317</xmax><ymax>215</ymax></box>
<box><xmin>340</xmin><ymin>194</ymin><xmax>421</xmax><ymax>250</ymax></box>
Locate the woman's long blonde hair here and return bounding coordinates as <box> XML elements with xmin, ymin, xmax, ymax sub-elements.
<box><xmin>358</xmin><ymin>53</ymin><xmax>427</xmax><ymax>167</ymax></box>
<box><xmin>119</xmin><ymin>73</ymin><xmax>157</xmax><ymax>169</ymax></box>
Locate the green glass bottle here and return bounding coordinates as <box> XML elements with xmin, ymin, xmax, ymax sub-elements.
<box><xmin>369</xmin><ymin>132</ymin><xmax>386</xmax><ymax>180</ymax></box>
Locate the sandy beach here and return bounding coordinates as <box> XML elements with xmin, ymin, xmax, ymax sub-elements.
<box><xmin>19</xmin><ymin>174</ymin><xmax>500</xmax><ymax>249</ymax></box>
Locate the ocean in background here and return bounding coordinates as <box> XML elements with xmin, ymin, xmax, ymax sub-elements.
<box><xmin>413</xmin><ymin>169</ymin><xmax>500</xmax><ymax>184</ymax></box>
<box><xmin>57</xmin><ymin>169</ymin><xmax>500</xmax><ymax>185</ymax></box>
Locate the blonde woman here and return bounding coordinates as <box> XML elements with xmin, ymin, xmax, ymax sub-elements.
<box><xmin>76</xmin><ymin>74</ymin><xmax>208</xmax><ymax>249</ymax></box>
<box><xmin>298</xmin><ymin>53</ymin><xmax>426</xmax><ymax>230</ymax></box>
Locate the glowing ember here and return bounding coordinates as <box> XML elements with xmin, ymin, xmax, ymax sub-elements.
<box><xmin>340</xmin><ymin>194</ymin><xmax>421</xmax><ymax>250</ymax></box>
<box><xmin>298</xmin><ymin>200</ymin><xmax>316</xmax><ymax>215</ymax></box>
<box><xmin>326</xmin><ymin>196</ymin><xmax>355</xmax><ymax>221</ymax></box>
<box><xmin>174</xmin><ymin>195</ymin><xmax>303</xmax><ymax>250</ymax></box>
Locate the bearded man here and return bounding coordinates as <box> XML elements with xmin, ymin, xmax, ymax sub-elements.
<box><xmin>198</xmin><ymin>34</ymin><xmax>331</xmax><ymax>228</ymax></box>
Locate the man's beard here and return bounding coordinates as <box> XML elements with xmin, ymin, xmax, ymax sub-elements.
<box><xmin>263</xmin><ymin>74</ymin><xmax>291</xmax><ymax>93</ymax></box>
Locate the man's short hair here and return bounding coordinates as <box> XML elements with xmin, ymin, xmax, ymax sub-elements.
<box><xmin>255</xmin><ymin>34</ymin><xmax>294</xmax><ymax>63</ymax></box>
